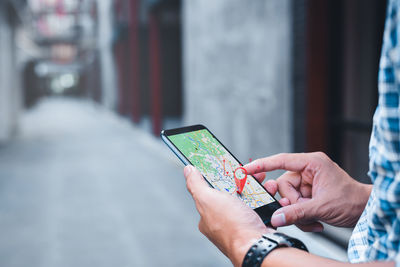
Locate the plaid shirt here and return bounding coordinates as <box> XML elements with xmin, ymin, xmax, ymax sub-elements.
<box><xmin>347</xmin><ymin>0</ymin><xmax>400</xmax><ymax>265</ymax></box>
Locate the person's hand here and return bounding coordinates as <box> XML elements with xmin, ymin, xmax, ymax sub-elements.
<box><xmin>244</xmin><ymin>152</ymin><xmax>372</xmax><ymax>231</ymax></box>
<box><xmin>183</xmin><ymin>165</ymin><xmax>273</xmax><ymax>267</ymax></box>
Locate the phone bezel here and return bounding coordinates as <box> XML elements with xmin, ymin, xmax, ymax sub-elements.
<box><xmin>161</xmin><ymin>124</ymin><xmax>281</xmax><ymax>226</ymax></box>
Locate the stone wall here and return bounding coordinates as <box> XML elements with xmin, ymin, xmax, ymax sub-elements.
<box><xmin>0</xmin><ymin>3</ymin><xmax>21</xmax><ymax>143</ymax></box>
<box><xmin>97</xmin><ymin>0</ymin><xmax>118</xmax><ymax>110</ymax></box>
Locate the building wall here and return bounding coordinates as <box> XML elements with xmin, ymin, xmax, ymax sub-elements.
<box><xmin>182</xmin><ymin>3</ymin><xmax>349</xmax><ymax>259</ymax></box>
<box><xmin>182</xmin><ymin>0</ymin><xmax>293</xmax><ymax>165</ymax></box>
<box><xmin>0</xmin><ymin>3</ymin><xmax>21</xmax><ymax>143</ymax></box>
<box><xmin>97</xmin><ymin>0</ymin><xmax>118</xmax><ymax>110</ymax></box>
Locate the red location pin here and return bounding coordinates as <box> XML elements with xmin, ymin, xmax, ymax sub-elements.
<box><xmin>234</xmin><ymin>167</ymin><xmax>247</xmax><ymax>194</ymax></box>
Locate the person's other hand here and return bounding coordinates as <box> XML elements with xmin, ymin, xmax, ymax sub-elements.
<box><xmin>244</xmin><ymin>152</ymin><xmax>372</xmax><ymax>231</ymax></box>
<box><xmin>183</xmin><ymin>165</ymin><xmax>273</xmax><ymax>267</ymax></box>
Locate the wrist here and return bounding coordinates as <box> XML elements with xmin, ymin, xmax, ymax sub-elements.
<box><xmin>349</xmin><ymin>181</ymin><xmax>372</xmax><ymax>225</ymax></box>
<box><xmin>238</xmin><ymin>232</ymin><xmax>309</xmax><ymax>267</ymax></box>
<box><xmin>229</xmin><ymin>229</ymin><xmax>273</xmax><ymax>267</ymax></box>
<box><xmin>354</xmin><ymin>182</ymin><xmax>372</xmax><ymax>210</ymax></box>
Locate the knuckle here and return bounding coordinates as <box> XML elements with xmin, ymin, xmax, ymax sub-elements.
<box><xmin>276</xmin><ymin>153</ymin><xmax>289</xmax><ymax>161</ymax></box>
<box><xmin>198</xmin><ymin>220</ymin><xmax>205</xmax><ymax>234</ymax></box>
<box><xmin>276</xmin><ymin>173</ymin><xmax>290</xmax><ymax>184</ymax></box>
<box><xmin>258</xmin><ymin>157</ymin><xmax>268</xmax><ymax>166</ymax></box>
<box><xmin>186</xmin><ymin>175</ymin><xmax>195</xmax><ymax>191</ymax></box>
<box><xmin>273</xmin><ymin>153</ymin><xmax>288</xmax><ymax>168</ymax></box>
<box><xmin>185</xmin><ymin>181</ymin><xmax>193</xmax><ymax>194</ymax></box>
<box><xmin>251</xmin><ymin>159</ymin><xmax>261</xmax><ymax>169</ymax></box>
<box><xmin>313</xmin><ymin>151</ymin><xmax>328</xmax><ymax>160</ymax></box>
<box><xmin>276</xmin><ymin>177</ymin><xmax>284</xmax><ymax>186</ymax></box>
<box><xmin>294</xmin><ymin>206</ymin><xmax>305</xmax><ymax>221</ymax></box>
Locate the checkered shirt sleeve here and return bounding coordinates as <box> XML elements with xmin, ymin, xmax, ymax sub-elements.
<box><xmin>348</xmin><ymin>0</ymin><xmax>400</xmax><ymax>265</ymax></box>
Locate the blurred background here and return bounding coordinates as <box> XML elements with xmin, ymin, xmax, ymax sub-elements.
<box><xmin>0</xmin><ymin>0</ymin><xmax>387</xmax><ymax>266</ymax></box>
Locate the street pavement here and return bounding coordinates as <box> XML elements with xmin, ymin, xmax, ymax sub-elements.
<box><xmin>0</xmin><ymin>98</ymin><xmax>230</xmax><ymax>267</ymax></box>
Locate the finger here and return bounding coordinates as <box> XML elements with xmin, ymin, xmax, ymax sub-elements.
<box><xmin>264</xmin><ymin>180</ymin><xmax>278</xmax><ymax>196</ymax></box>
<box><xmin>184</xmin><ymin>165</ymin><xmax>209</xmax><ymax>198</ymax></box>
<box><xmin>299</xmin><ymin>180</ymin><xmax>312</xmax><ymax>198</ymax></box>
<box><xmin>295</xmin><ymin>222</ymin><xmax>324</xmax><ymax>232</ymax></box>
<box><xmin>252</xmin><ymin>172</ymin><xmax>266</xmax><ymax>183</ymax></box>
<box><xmin>270</xmin><ymin>200</ymin><xmax>316</xmax><ymax>227</ymax></box>
<box><xmin>278</xmin><ymin>197</ymin><xmax>290</xmax><ymax>206</ymax></box>
<box><xmin>276</xmin><ymin>172</ymin><xmax>303</xmax><ymax>204</ymax></box>
<box><xmin>244</xmin><ymin>153</ymin><xmax>313</xmax><ymax>174</ymax></box>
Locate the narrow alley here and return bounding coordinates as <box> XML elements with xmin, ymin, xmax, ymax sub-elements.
<box><xmin>0</xmin><ymin>98</ymin><xmax>230</xmax><ymax>267</ymax></box>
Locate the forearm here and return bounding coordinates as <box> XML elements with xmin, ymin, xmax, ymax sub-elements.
<box><xmin>230</xmin><ymin>238</ymin><xmax>340</xmax><ymax>267</ymax></box>
<box><xmin>261</xmin><ymin>247</ymin><xmax>394</xmax><ymax>267</ymax></box>
<box><xmin>231</xmin><ymin>233</ymin><xmax>393</xmax><ymax>267</ymax></box>
<box><xmin>263</xmin><ymin>247</ymin><xmax>343</xmax><ymax>267</ymax></box>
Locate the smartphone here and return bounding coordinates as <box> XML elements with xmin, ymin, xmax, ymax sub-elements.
<box><xmin>161</xmin><ymin>124</ymin><xmax>281</xmax><ymax>226</ymax></box>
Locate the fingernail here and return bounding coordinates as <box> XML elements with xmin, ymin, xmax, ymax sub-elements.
<box><xmin>271</xmin><ymin>213</ymin><xmax>286</xmax><ymax>227</ymax></box>
<box><xmin>184</xmin><ymin>165</ymin><xmax>193</xmax><ymax>176</ymax></box>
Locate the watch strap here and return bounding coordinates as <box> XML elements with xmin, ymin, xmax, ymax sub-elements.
<box><xmin>242</xmin><ymin>237</ymin><xmax>278</xmax><ymax>267</ymax></box>
<box><xmin>272</xmin><ymin>232</ymin><xmax>308</xmax><ymax>252</ymax></box>
<box><xmin>242</xmin><ymin>233</ymin><xmax>308</xmax><ymax>267</ymax></box>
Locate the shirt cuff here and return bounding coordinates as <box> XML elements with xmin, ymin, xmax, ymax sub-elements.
<box><xmin>395</xmin><ymin>254</ymin><xmax>400</xmax><ymax>267</ymax></box>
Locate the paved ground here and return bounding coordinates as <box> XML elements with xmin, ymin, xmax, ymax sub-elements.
<box><xmin>0</xmin><ymin>97</ymin><xmax>348</xmax><ymax>267</ymax></box>
<box><xmin>0</xmin><ymin>98</ymin><xmax>230</xmax><ymax>267</ymax></box>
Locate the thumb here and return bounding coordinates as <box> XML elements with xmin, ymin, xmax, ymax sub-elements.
<box><xmin>270</xmin><ymin>200</ymin><xmax>316</xmax><ymax>227</ymax></box>
<box><xmin>184</xmin><ymin>165</ymin><xmax>209</xmax><ymax>197</ymax></box>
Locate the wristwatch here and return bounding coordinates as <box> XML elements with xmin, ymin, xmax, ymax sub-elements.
<box><xmin>242</xmin><ymin>232</ymin><xmax>308</xmax><ymax>267</ymax></box>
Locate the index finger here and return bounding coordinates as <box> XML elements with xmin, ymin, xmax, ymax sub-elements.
<box><xmin>244</xmin><ymin>153</ymin><xmax>311</xmax><ymax>174</ymax></box>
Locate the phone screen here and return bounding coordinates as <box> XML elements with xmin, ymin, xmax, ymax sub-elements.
<box><xmin>167</xmin><ymin>128</ymin><xmax>275</xmax><ymax>209</ymax></box>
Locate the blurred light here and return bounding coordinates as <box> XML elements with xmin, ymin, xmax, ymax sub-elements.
<box><xmin>51</xmin><ymin>77</ymin><xmax>64</xmax><ymax>94</ymax></box>
<box><xmin>50</xmin><ymin>73</ymin><xmax>77</xmax><ymax>94</ymax></box>
<box><xmin>59</xmin><ymin>73</ymin><xmax>75</xmax><ymax>88</ymax></box>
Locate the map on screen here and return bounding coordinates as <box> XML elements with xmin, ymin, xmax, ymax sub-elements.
<box><xmin>168</xmin><ymin>129</ymin><xmax>275</xmax><ymax>209</ymax></box>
